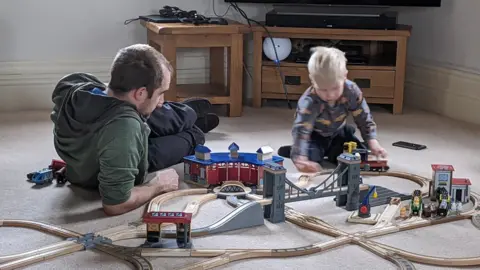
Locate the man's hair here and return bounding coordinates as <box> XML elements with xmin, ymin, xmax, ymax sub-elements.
<box><xmin>108</xmin><ymin>44</ymin><xmax>173</xmax><ymax>98</ymax></box>
<box><xmin>308</xmin><ymin>46</ymin><xmax>347</xmax><ymax>87</ymax></box>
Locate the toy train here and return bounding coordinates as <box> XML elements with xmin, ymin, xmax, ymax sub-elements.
<box><xmin>344</xmin><ymin>142</ymin><xmax>390</xmax><ymax>172</ymax></box>
<box><xmin>27</xmin><ymin>159</ymin><xmax>67</xmax><ymax>185</ymax></box>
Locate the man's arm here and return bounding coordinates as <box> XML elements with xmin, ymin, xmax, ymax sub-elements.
<box><xmin>97</xmin><ymin>118</ymin><xmax>174</xmax><ymax>216</ymax></box>
<box><xmin>346</xmin><ymin>82</ymin><xmax>378</xmax><ymax>141</ymax></box>
<box><xmin>291</xmin><ymin>92</ymin><xmax>318</xmax><ymax>160</ymax></box>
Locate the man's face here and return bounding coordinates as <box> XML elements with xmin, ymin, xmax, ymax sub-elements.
<box><xmin>135</xmin><ymin>67</ymin><xmax>171</xmax><ymax>118</ymax></box>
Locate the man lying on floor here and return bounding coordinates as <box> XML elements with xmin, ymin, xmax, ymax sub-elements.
<box><xmin>50</xmin><ymin>44</ymin><xmax>219</xmax><ymax>216</ymax></box>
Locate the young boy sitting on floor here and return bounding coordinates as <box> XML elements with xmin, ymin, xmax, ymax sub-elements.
<box><xmin>277</xmin><ymin>46</ymin><xmax>387</xmax><ymax>173</ymax></box>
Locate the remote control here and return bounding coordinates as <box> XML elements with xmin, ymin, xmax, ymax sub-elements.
<box><xmin>392</xmin><ymin>141</ymin><xmax>427</xmax><ymax>150</ymax></box>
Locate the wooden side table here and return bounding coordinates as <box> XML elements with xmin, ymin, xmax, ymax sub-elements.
<box><xmin>141</xmin><ymin>20</ymin><xmax>247</xmax><ymax>117</ymax></box>
<box><xmin>251</xmin><ymin>25</ymin><xmax>411</xmax><ymax>114</ymax></box>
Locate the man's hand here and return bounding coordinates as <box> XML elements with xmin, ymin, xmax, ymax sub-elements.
<box><xmin>102</xmin><ymin>168</ymin><xmax>179</xmax><ymax>216</ymax></box>
<box><xmin>368</xmin><ymin>139</ymin><xmax>387</xmax><ymax>158</ymax></box>
<box><xmin>149</xmin><ymin>168</ymin><xmax>179</xmax><ymax>193</ymax></box>
<box><xmin>293</xmin><ymin>155</ymin><xmax>322</xmax><ymax>173</ymax></box>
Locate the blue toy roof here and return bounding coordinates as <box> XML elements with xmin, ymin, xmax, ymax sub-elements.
<box><xmin>228</xmin><ymin>142</ymin><xmax>239</xmax><ymax>151</ymax></box>
<box><xmin>184</xmin><ymin>152</ymin><xmax>284</xmax><ymax>166</ymax></box>
<box><xmin>195</xmin><ymin>145</ymin><xmax>211</xmax><ymax>153</ymax></box>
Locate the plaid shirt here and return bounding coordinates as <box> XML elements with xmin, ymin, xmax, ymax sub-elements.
<box><xmin>291</xmin><ymin>80</ymin><xmax>377</xmax><ymax>158</ymax></box>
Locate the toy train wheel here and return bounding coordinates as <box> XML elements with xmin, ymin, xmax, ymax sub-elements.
<box><xmin>56</xmin><ymin>177</ymin><xmax>67</xmax><ymax>184</ymax></box>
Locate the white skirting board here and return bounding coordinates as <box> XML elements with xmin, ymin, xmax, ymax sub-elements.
<box><xmin>404</xmin><ymin>60</ymin><xmax>480</xmax><ymax>126</ymax></box>
<box><xmin>0</xmin><ymin>48</ymin><xmax>255</xmax><ymax>113</ymax></box>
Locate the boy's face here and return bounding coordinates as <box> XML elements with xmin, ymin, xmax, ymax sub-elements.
<box><xmin>312</xmin><ymin>77</ymin><xmax>346</xmax><ymax>104</ymax></box>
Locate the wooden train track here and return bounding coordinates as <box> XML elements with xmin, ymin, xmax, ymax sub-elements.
<box><xmin>1</xmin><ymin>171</ymin><xmax>479</xmax><ymax>270</ymax></box>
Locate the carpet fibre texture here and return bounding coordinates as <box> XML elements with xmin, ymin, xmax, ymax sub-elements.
<box><xmin>1</xmin><ymin>105</ymin><xmax>480</xmax><ymax>270</ymax></box>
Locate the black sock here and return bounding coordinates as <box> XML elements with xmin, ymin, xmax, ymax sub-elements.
<box><xmin>277</xmin><ymin>145</ymin><xmax>292</xmax><ymax>158</ymax></box>
<box><xmin>195</xmin><ymin>113</ymin><xmax>219</xmax><ymax>133</ymax></box>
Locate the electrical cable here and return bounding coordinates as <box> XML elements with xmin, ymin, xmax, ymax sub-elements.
<box><xmin>228</xmin><ymin>1</ymin><xmax>293</xmax><ymax>109</ymax></box>
<box><xmin>212</xmin><ymin>0</ymin><xmax>233</xmax><ymax>17</ymax></box>
<box><xmin>212</xmin><ymin>1</ymin><xmax>253</xmax><ymax>82</ymax></box>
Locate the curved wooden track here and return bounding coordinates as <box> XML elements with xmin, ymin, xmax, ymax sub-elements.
<box><xmin>1</xmin><ymin>172</ymin><xmax>479</xmax><ymax>270</ymax></box>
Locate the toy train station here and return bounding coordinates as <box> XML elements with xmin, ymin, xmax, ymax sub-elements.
<box><xmin>430</xmin><ymin>164</ymin><xmax>471</xmax><ymax>203</ymax></box>
<box><xmin>143</xmin><ymin>211</ymin><xmax>193</xmax><ymax>248</ymax></box>
<box><xmin>183</xmin><ymin>143</ymin><xmax>284</xmax><ymax>189</ymax></box>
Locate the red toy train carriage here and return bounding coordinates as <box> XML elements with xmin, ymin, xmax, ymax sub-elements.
<box><xmin>362</xmin><ymin>159</ymin><xmax>390</xmax><ymax>172</ymax></box>
<box><xmin>183</xmin><ymin>143</ymin><xmax>284</xmax><ymax>189</ymax></box>
<box><xmin>353</xmin><ymin>148</ymin><xmax>390</xmax><ymax>172</ymax></box>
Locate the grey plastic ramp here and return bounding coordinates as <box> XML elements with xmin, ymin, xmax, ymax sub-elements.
<box><xmin>158</xmin><ymin>197</ymin><xmax>264</xmax><ymax>237</ymax></box>
<box><xmin>206</xmin><ymin>200</ymin><xmax>264</xmax><ymax>234</ymax></box>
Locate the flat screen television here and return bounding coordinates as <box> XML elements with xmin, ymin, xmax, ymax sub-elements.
<box><xmin>224</xmin><ymin>0</ymin><xmax>441</xmax><ymax>7</ymax></box>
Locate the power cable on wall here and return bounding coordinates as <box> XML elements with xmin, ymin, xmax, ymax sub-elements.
<box><xmin>213</xmin><ymin>0</ymin><xmax>293</xmax><ymax>109</ymax></box>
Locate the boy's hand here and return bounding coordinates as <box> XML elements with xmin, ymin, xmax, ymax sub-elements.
<box><xmin>293</xmin><ymin>155</ymin><xmax>322</xmax><ymax>173</ymax></box>
<box><xmin>368</xmin><ymin>139</ymin><xmax>387</xmax><ymax>158</ymax></box>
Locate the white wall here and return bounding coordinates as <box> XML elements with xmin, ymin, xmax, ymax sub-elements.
<box><xmin>398</xmin><ymin>0</ymin><xmax>480</xmax><ymax>125</ymax></box>
<box><xmin>0</xmin><ymin>0</ymin><xmax>269</xmax><ymax>112</ymax></box>
<box><xmin>3</xmin><ymin>0</ymin><xmax>479</xmax><ymax>125</ymax></box>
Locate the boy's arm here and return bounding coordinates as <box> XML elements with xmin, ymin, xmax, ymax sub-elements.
<box><xmin>346</xmin><ymin>82</ymin><xmax>377</xmax><ymax>141</ymax></box>
<box><xmin>291</xmin><ymin>94</ymin><xmax>318</xmax><ymax>160</ymax></box>
<box><xmin>97</xmin><ymin>118</ymin><xmax>170</xmax><ymax>216</ymax></box>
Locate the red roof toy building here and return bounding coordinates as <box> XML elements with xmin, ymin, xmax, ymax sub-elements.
<box><xmin>452</xmin><ymin>178</ymin><xmax>472</xmax><ymax>186</ymax></box>
<box><xmin>143</xmin><ymin>211</ymin><xmax>193</xmax><ymax>224</ymax></box>
<box><xmin>431</xmin><ymin>164</ymin><xmax>455</xmax><ymax>171</ymax></box>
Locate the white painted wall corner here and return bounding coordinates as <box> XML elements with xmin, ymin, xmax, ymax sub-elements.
<box><xmin>404</xmin><ymin>59</ymin><xmax>480</xmax><ymax>126</ymax></box>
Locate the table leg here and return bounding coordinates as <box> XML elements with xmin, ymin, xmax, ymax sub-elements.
<box><xmin>160</xmin><ymin>35</ymin><xmax>177</xmax><ymax>102</ymax></box>
<box><xmin>393</xmin><ymin>38</ymin><xmax>407</xmax><ymax>114</ymax></box>
<box><xmin>228</xmin><ymin>34</ymin><xmax>243</xmax><ymax>117</ymax></box>
<box><xmin>252</xmin><ymin>31</ymin><xmax>263</xmax><ymax>108</ymax></box>
<box><xmin>210</xmin><ymin>47</ymin><xmax>226</xmax><ymax>91</ymax></box>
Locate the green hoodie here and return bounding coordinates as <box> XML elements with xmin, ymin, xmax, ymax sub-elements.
<box><xmin>50</xmin><ymin>73</ymin><xmax>150</xmax><ymax>205</ymax></box>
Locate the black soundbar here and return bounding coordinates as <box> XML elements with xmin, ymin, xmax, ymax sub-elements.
<box><xmin>265</xmin><ymin>9</ymin><xmax>398</xmax><ymax>30</ymax></box>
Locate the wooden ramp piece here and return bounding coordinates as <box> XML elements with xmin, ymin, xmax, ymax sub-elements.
<box><xmin>372</xmin><ymin>197</ymin><xmax>402</xmax><ymax>229</ymax></box>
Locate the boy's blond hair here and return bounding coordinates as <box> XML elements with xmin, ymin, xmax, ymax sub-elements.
<box><xmin>308</xmin><ymin>46</ymin><xmax>348</xmax><ymax>87</ymax></box>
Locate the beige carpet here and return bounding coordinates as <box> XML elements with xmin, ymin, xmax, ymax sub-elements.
<box><xmin>1</xmin><ymin>105</ymin><xmax>480</xmax><ymax>270</ymax></box>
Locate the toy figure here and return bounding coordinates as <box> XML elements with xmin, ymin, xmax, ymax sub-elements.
<box><xmin>399</xmin><ymin>206</ymin><xmax>408</xmax><ymax>219</ymax></box>
<box><xmin>456</xmin><ymin>201</ymin><xmax>463</xmax><ymax>214</ymax></box>
<box><xmin>410</xmin><ymin>190</ymin><xmax>423</xmax><ymax>216</ymax></box>
<box><xmin>423</xmin><ymin>203</ymin><xmax>432</xmax><ymax>218</ymax></box>
<box><xmin>437</xmin><ymin>187</ymin><xmax>451</xmax><ymax>216</ymax></box>
<box><xmin>451</xmin><ymin>201</ymin><xmax>457</xmax><ymax>212</ymax></box>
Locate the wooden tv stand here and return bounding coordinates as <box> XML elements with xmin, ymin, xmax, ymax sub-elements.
<box><xmin>251</xmin><ymin>25</ymin><xmax>412</xmax><ymax>114</ymax></box>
